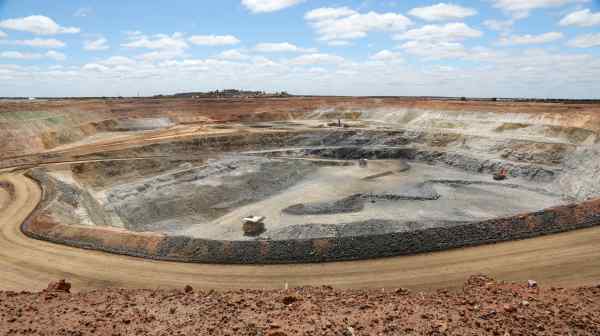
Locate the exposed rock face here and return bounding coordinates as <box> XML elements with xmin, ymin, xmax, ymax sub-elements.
<box><xmin>113</xmin><ymin>117</ymin><xmax>174</xmax><ymax>131</ymax></box>
<box><xmin>2</xmin><ymin>97</ymin><xmax>599</xmax><ymax>160</ymax></box>
<box><xmin>105</xmin><ymin>157</ymin><xmax>315</xmax><ymax>232</ymax></box>
<box><xmin>557</xmin><ymin>143</ymin><xmax>600</xmax><ymax>201</ymax></box>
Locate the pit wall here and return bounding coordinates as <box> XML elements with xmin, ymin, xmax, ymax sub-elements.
<box><xmin>21</xmin><ymin>172</ymin><xmax>600</xmax><ymax>264</ymax></box>
<box><xmin>65</xmin><ymin>130</ymin><xmax>562</xmax><ymax>182</ymax></box>
<box><xmin>3</xmin><ymin>97</ymin><xmax>600</xmax><ymax>160</ymax></box>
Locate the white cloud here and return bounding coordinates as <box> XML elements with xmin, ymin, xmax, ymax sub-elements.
<box><xmin>84</xmin><ymin>37</ymin><xmax>109</xmax><ymax>51</ymax></box>
<box><xmin>326</xmin><ymin>40</ymin><xmax>352</xmax><ymax>46</ymax></box>
<box><xmin>567</xmin><ymin>33</ymin><xmax>600</xmax><ymax>48</ymax></box>
<box><xmin>492</xmin><ymin>0</ymin><xmax>587</xmax><ymax>19</ymax></box>
<box><xmin>370</xmin><ymin>50</ymin><xmax>404</xmax><ymax>62</ymax></box>
<box><xmin>304</xmin><ymin>7</ymin><xmax>358</xmax><ymax>21</ymax></box>
<box><xmin>46</xmin><ymin>50</ymin><xmax>66</xmax><ymax>61</ymax></box>
<box><xmin>0</xmin><ymin>15</ymin><xmax>80</xmax><ymax>35</ymax></box>
<box><xmin>307</xmin><ymin>66</ymin><xmax>327</xmax><ymax>74</ymax></box>
<box><xmin>395</xmin><ymin>23</ymin><xmax>482</xmax><ymax>41</ymax></box>
<box><xmin>74</xmin><ymin>7</ymin><xmax>93</xmax><ymax>17</ymax></box>
<box><xmin>0</xmin><ymin>31</ymin><xmax>6</xmax><ymax>38</ymax></box>
<box><xmin>101</xmin><ymin>56</ymin><xmax>136</xmax><ymax>66</ymax></box>
<box><xmin>289</xmin><ymin>53</ymin><xmax>345</xmax><ymax>65</ymax></box>
<box><xmin>399</xmin><ymin>40</ymin><xmax>496</xmax><ymax>61</ymax></box>
<box><xmin>305</xmin><ymin>7</ymin><xmax>412</xmax><ymax>41</ymax></box>
<box><xmin>136</xmin><ymin>50</ymin><xmax>187</xmax><ymax>61</ymax></box>
<box><xmin>82</xmin><ymin>63</ymin><xmax>109</xmax><ymax>72</ymax></box>
<box><xmin>3</xmin><ymin>47</ymin><xmax>599</xmax><ymax>99</ymax></box>
<box><xmin>254</xmin><ymin>42</ymin><xmax>316</xmax><ymax>53</ymax></box>
<box><xmin>218</xmin><ymin>49</ymin><xmax>250</xmax><ymax>60</ymax></box>
<box><xmin>12</xmin><ymin>38</ymin><xmax>65</xmax><ymax>48</ymax></box>
<box><xmin>188</xmin><ymin>35</ymin><xmax>240</xmax><ymax>46</ymax></box>
<box><xmin>0</xmin><ymin>50</ymin><xmax>65</xmax><ymax>61</ymax></box>
<box><xmin>560</xmin><ymin>9</ymin><xmax>600</xmax><ymax>27</ymax></box>
<box><xmin>125</xmin><ymin>30</ymin><xmax>142</xmax><ymax>37</ymax></box>
<box><xmin>399</xmin><ymin>40</ymin><xmax>466</xmax><ymax>59</ymax></box>
<box><xmin>499</xmin><ymin>32</ymin><xmax>564</xmax><ymax>45</ymax></box>
<box><xmin>0</xmin><ymin>51</ymin><xmax>43</xmax><ymax>60</ymax></box>
<box><xmin>123</xmin><ymin>33</ymin><xmax>188</xmax><ymax>51</ymax></box>
<box><xmin>483</xmin><ymin>19</ymin><xmax>514</xmax><ymax>32</ymax></box>
<box><xmin>242</xmin><ymin>0</ymin><xmax>305</xmax><ymax>13</ymax></box>
<box><xmin>408</xmin><ymin>3</ymin><xmax>477</xmax><ymax>22</ymax></box>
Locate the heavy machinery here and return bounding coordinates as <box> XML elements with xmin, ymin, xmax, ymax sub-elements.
<box><xmin>493</xmin><ymin>168</ymin><xmax>508</xmax><ymax>181</ymax></box>
<box><xmin>242</xmin><ymin>215</ymin><xmax>266</xmax><ymax>236</ymax></box>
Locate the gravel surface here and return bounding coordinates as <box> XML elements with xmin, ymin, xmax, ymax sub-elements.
<box><xmin>1</xmin><ymin>275</ymin><xmax>600</xmax><ymax>336</ymax></box>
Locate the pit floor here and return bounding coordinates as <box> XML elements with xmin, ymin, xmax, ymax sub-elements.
<box><xmin>175</xmin><ymin>160</ymin><xmax>563</xmax><ymax>240</ymax></box>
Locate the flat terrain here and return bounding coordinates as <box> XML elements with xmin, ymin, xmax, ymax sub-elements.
<box><xmin>188</xmin><ymin>161</ymin><xmax>560</xmax><ymax>240</ymax></box>
<box><xmin>1</xmin><ymin>173</ymin><xmax>600</xmax><ymax>293</ymax></box>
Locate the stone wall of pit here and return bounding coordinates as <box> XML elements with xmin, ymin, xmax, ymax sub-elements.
<box><xmin>21</xmin><ymin>172</ymin><xmax>600</xmax><ymax>264</ymax></box>
<box><xmin>63</xmin><ymin>130</ymin><xmax>563</xmax><ymax>183</ymax></box>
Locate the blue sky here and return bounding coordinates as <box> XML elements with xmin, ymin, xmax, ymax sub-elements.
<box><xmin>0</xmin><ymin>0</ymin><xmax>599</xmax><ymax>98</ymax></box>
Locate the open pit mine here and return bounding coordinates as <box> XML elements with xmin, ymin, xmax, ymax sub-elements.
<box><xmin>1</xmin><ymin>97</ymin><xmax>600</xmax><ymax>291</ymax></box>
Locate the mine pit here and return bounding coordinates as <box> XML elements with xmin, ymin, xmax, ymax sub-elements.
<box><xmin>6</xmin><ymin>98</ymin><xmax>598</xmax><ymax>264</ymax></box>
<box><xmin>37</xmin><ymin>148</ymin><xmax>562</xmax><ymax>242</ymax></box>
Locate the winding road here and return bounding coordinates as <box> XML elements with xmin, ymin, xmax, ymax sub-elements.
<box><xmin>1</xmin><ymin>172</ymin><xmax>600</xmax><ymax>293</ymax></box>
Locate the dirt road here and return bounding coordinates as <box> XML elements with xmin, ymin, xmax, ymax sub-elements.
<box><xmin>0</xmin><ymin>187</ymin><xmax>9</xmax><ymax>211</ymax></box>
<box><xmin>1</xmin><ymin>173</ymin><xmax>600</xmax><ymax>293</ymax></box>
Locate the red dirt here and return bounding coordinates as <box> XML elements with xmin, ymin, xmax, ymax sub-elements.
<box><xmin>1</xmin><ymin>275</ymin><xmax>599</xmax><ymax>336</ymax></box>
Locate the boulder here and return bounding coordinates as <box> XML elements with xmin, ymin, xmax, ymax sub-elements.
<box><xmin>45</xmin><ymin>279</ymin><xmax>71</xmax><ymax>293</ymax></box>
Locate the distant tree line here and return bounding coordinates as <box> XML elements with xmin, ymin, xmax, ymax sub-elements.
<box><xmin>152</xmin><ymin>89</ymin><xmax>291</xmax><ymax>99</ymax></box>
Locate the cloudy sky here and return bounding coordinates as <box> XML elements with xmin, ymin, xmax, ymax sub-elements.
<box><xmin>0</xmin><ymin>0</ymin><xmax>599</xmax><ymax>98</ymax></box>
